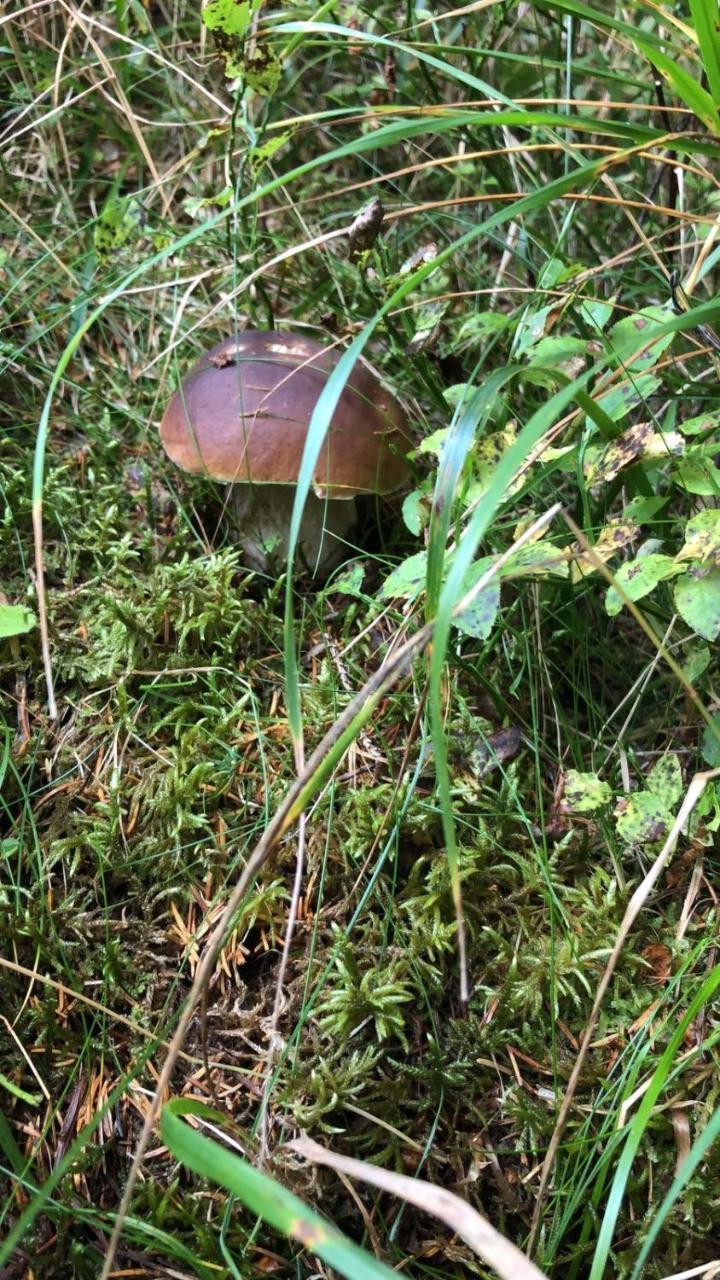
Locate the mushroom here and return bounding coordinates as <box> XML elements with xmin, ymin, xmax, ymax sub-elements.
<box><xmin>159</xmin><ymin>330</ymin><xmax>411</xmax><ymax>574</ymax></box>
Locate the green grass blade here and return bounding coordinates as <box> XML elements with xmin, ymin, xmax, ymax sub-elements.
<box><xmin>161</xmin><ymin>1100</ymin><xmax>400</xmax><ymax>1280</ymax></box>
<box><xmin>630</xmin><ymin>1101</ymin><xmax>720</xmax><ymax>1279</ymax></box>
<box><xmin>689</xmin><ymin>0</ymin><xmax>720</xmax><ymax>106</ymax></box>
<box><xmin>590</xmin><ymin>963</ymin><xmax>720</xmax><ymax>1279</ymax></box>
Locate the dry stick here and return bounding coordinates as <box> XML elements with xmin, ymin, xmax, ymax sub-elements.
<box><xmin>99</xmin><ymin>504</ymin><xmax>561</xmax><ymax>1279</ymax></box>
<box><xmin>290</xmin><ymin>1135</ymin><xmax>549</xmax><ymax>1280</ymax></box>
<box><xmin>527</xmin><ymin>514</ymin><xmax>720</xmax><ymax>1252</ymax></box>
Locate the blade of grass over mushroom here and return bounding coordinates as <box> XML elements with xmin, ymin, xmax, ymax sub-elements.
<box><xmin>590</xmin><ymin>965</ymin><xmax>720</xmax><ymax>1280</ymax></box>
<box><xmin>161</xmin><ymin>1100</ymin><xmax>399</xmax><ymax>1280</ymax></box>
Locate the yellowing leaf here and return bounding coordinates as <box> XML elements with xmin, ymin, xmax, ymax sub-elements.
<box><xmin>562</xmin><ymin>770</ymin><xmax>612</xmax><ymax>814</ymax></box>
<box><xmin>570</xmin><ymin>520</ymin><xmax>639</xmax><ymax>583</ymax></box>
<box><xmin>676</xmin><ymin>509</ymin><xmax>720</xmax><ymax>564</ymax></box>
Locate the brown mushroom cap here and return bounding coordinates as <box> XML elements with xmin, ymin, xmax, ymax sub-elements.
<box><xmin>159</xmin><ymin>331</ymin><xmax>411</xmax><ymax>499</ymax></box>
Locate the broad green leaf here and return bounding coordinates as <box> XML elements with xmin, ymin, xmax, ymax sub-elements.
<box><xmin>202</xmin><ymin>0</ymin><xmax>251</xmax><ymax>35</ymax></box>
<box><xmin>674</xmin><ymin>568</ymin><xmax>720</xmax><ymax>640</ymax></box>
<box><xmin>514</xmin><ymin>303</ymin><xmax>554</xmax><ymax>356</ymax></box>
<box><xmin>673</xmin><ymin>457</ymin><xmax>720</xmax><ymax>497</ymax></box>
<box><xmin>380</xmin><ymin>552</ymin><xmax>502</xmax><ymax>640</ymax></box>
<box><xmin>94</xmin><ymin>196</ymin><xmax>146</xmax><ymax>256</ymax></box>
<box><xmin>250</xmin><ymin>130</ymin><xmax>294</xmax><ymax>172</ymax></box>
<box><xmin>676</xmin><ymin>508</ymin><xmax>720</xmax><ymax>564</ymax></box>
<box><xmin>645</xmin><ymin>754</ymin><xmax>683</xmax><ymax>807</ymax></box>
<box><xmin>615</xmin><ymin>791</ymin><xmax>674</xmax><ymax>846</ymax></box>
<box><xmin>456</xmin><ymin>311</ymin><xmax>511</xmax><ymax>343</ymax></box>
<box><xmin>161</xmin><ymin>1101</ymin><xmax>398</xmax><ymax>1280</ymax></box>
<box><xmin>418</xmin><ymin>426</ymin><xmax>450</xmax><ymax>458</ymax></box>
<box><xmin>702</xmin><ymin>714</ymin><xmax>720</xmax><ymax>768</ymax></box>
<box><xmin>622</xmin><ymin>495</ymin><xmax>668</xmax><ymax>524</ymax></box>
<box><xmin>245</xmin><ymin>44</ymin><xmax>282</xmax><ymax>94</ymax></box>
<box><xmin>681</xmin><ymin>644</ymin><xmax>711</xmax><ymax>683</ymax></box>
<box><xmin>402</xmin><ymin>489</ymin><xmax>430</xmax><ymax>535</ymax></box>
<box><xmin>526</xmin><ymin>335</ymin><xmax>587</xmax><ymax>371</ymax></box>
<box><xmin>330</xmin><ymin>563</ymin><xmax>365</xmax><ymax>597</ymax></box>
<box><xmin>578</xmin><ymin>296</ymin><xmax>615</xmax><ymax>332</ymax></box>
<box><xmin>593</xmin><ymin>373</ymin><xmax>660</xmax><ymax>424</ymax></box>
<box><xmin>605</xmin><ymin>553</ymin><xmax>681</xmax><ymax>616</ymax></box>
<box><xmin>0</xmin><ymin>604</ymin><xmax>36</xmax><ymax>639</ymax></box>
<box><xmin>378</xmin><ymin>551</ymin><xmax>428</xmax><ymax>600</ymax></box>
<box><xmin>454</xmin><ymin>558</ymin><xmax>500</xmax><ymax>639</ymax></box>
<box><xmin>678</xmin><ymin>409</ymin><xmax>720</xmax><ymax>436</ymax></box>
<box><xmin>605</xmin><ymin>305</ymin><xmax>675</xmax><ymax>373</ymax></box>
<box><xmin>502</xmin><ymin>540</ymin><xmax>569</xmax><ymax>578</ymax></box>
<box><xmin>563</xmin><ymin>770</ymin><xmax>612</xmax><ymax>814</ymax></box>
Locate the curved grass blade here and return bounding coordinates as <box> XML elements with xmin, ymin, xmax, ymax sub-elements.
<box><xmin>629</xmin><ymin>1101</ymin><xmax>720</xmax><ymax>1279</ymax></box>
<box><xmin>161</xmin><ymin>1100</ymin><xmax>399</xmax><ymax>1280</ymax></box>
<box><xmin>590</xmin><ymin>964</ymin><xmax>720</xmax><ymax>1278</ymax></box>
<box><xmin>688</xmin><ymin>0</ymin><xmax>720</xmax><ymax>106</ymax></box>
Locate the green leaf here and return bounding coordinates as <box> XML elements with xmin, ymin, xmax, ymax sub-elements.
<box><xmin>673</xmin><ymin>457</ymin><xmax>720</xmax><ymax>497</ymax></box>
<box><xmin>202</xmin><ymin>0</ymin><xmax>251</xmax><ymax>36</ymax></box>
<box><xmin>94</xmin><ymin>195</ymin><xmax>146</xmax><ymax>257</ymax></box>
<box><xmin>526</xmin><ymin>336</ymin><xmax>587</xmax><ymax>369</ymax></box>
<box><xmin>402</xmin><ymin>488</ymin><xmax>430</xmax><ymax>536</ymax></box>
<box><xmin>330</xmin><ymin>563</ymin><xmax>365</xmax><ymax>597</ymax></box>
<box><xmin>502</xmin><ymin>540</ymin><xmax>569</xmax><ymax>578</ymax></box>
<box><xmin>645</xmin><ymin>754</ymin><xmax>683</xmax><ymax>807</ymax></box>
<box><xmin>594</xmin><ymin>373</ymin><xmax>660</xmax><ymax>424</ymax></box>
<box><xmin>578</xmin><ymin>295</ymin><xmax>615</xmax><ymax>332</ymax></box>
<box><xmin>622</xmin><ymin>495</ymin><xmax>668</xmax><ymax>524</ymax></box>
<box><xmin>161</xmin><ymin>1101</ymin><xmax>398</xmax><ymax>1280</ymax></box>
<box><xmin>681</xmin><ymin>643</ymin><xmax>711</xmax><ymax>683</ymax></box>
<box><xmin>676</xmin><ymin>508</ymin><xmax>720</xmax><ymax>564</ymax></box>
<box><xmin>250</xmin><ymin>130</ymin><xmax>294</xmax><ymax>173</ymax></box>
<box><xmin>456</xmin><ymin>311</ymin><xmax>512</xmax><ymax>343</ymax></box>
<box><xmin>605</xmin><ymin>553</ymin><xmax>681</xmax><ymax>616</ymax></box>
<box><xmin>0</xmin><ymin>604</ymin><xmax>36</xmax><ymax>639</ymax></box>
<box><xmin>674</xmin><ymin>568</ymin><xmax>720</xmax><ymax>640</ymax></box>
<box><xmin>378</xmin><ymin>550</ymin><xmax>428</xmax><ymax>600</ymax></box>
<box><xmin>605</xmin><ymin>305</ymin><xmax>675</xmax><ymax>372</ymax></box>
<box><xmin>615</xmin><ymin>791</ymin><xmax>673</xmax><ymax>846</ymax></box>
<box><xmin>453</xmin><ymin>558</ymin><xmax>500</xmax><ymax>639</ymax></box>
<box><xmin>678</xmin><ymin>409</ymin><xmax>720</xmax><ymax>436</ymax></box>
<box><xmin>244</xmin><ymin>44</ymin><xmax>282</xmax><ymax>94</ymax></box>
<box><xmin>702</xmin><ymin>714</ymin><xmax>720</xmax><ymax>768</ymax></box>
<box><xmin>514</xmin><ymin>304</ymin><xmax>554</xmax><ymax>356</ymax></box>
<box><xmin>563</xmin><ymin>770</ymin><xmax>612</xmax><ymax>814</ymax></box>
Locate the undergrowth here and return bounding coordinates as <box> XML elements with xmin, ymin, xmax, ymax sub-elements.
<box><xmin>2</xmin><ymin>2</ymin><xmax>720</xmax><ymax>1278</ymax></box>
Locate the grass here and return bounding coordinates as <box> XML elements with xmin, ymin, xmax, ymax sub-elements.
<box><xmin>2</xmin><ymin>0</ymin><xmax>720</xmax><ymax>1276</ymax></box>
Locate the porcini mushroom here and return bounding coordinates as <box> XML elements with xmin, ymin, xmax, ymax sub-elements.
<box><xmin>159</xmin><ymin>330</ymin><xmax>411</xmax><ymax>574</ymax></box>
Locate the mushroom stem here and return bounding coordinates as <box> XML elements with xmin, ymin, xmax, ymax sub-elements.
<box><xmin>228</xmin><ymin>483</ymin><xmax>356</xmax><ymax>575</ymax></box>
